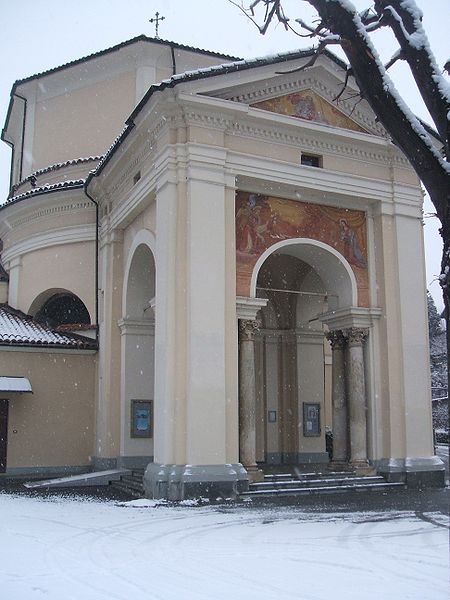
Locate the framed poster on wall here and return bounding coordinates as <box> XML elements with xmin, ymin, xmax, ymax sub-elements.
<box><xmin>303</xmin><ymin>403</ymin><xmax>321</xmax><ymax>437</ymax></box>
<box><xmin>131</xmin><ymin>400</ymin><xmax>153</xmax><ymax>438</ymax></box>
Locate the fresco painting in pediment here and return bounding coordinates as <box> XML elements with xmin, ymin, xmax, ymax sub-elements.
<box><xmin>236</xmin><ymin>191</ymin><xmax>369</xmax><ymax>307</ymax></box>
<box><xmin>251</xmin><ymin>90</ymin><xmax>367</xmax><ymax>133</ymax></box>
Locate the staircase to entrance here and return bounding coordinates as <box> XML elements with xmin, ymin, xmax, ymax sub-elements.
<box><xmin>241</xmin><ymin>467</ymin><xmax>406</xmax><ymax>499</ymax></box>
<box><xmin>112</xmin><ymin>466</ymin><xmax>406</xmax><ymax>499</ymax></box>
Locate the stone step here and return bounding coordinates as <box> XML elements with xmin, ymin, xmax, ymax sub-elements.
<box><xmin>112</xmin><ymin>482</ymin><xmax>143</xmax><ymax>498</ymax></box>
<box><xmin>251</xmin><ymin>475</ymin><xmax>384</xmax><ymax>491</ymax></box>
<box><xmin>110</xmin><ymin>471</ymin><xmax>145</xmax><ymax>498</ymax></box>
<box><xmin>241</xmin><ymin>481</ymin><xmax>406</xmax><ymax>498</ymax></box>
<box><xmin>263</xmin><ymin>470</ymin><xmax>359</xmax><ymax>482</ymax></box>
<box><xmin>263</xmin><ymin>473</ymin><xmax>297</xmax><ymax>481</ymax></box>
<box><xmin>120</xmin><ymin>476</ymin><xmax>144</xmax><ymax>490</ymax></box>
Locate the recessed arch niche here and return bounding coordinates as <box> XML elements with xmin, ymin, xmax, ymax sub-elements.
<box><xmin>119</xmin><ymin>235</ymin><xmax>156</xmax><ymax>468</ymax></box>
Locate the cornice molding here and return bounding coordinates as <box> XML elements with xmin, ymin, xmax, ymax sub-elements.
<box><xmin>2</xmin><ymin>224</ymin><xmax>96</xmax><ymax>265</ymax></box>
<box><xmin>226</xmin><ymin>117</ymin><xmax>408</xmax><ymax>168</ymax></box>
<box><xmin>231</xmin><ymin>154</ymin><xmax>421</xmax><ymax>211</ymax></box>
<box><xmin>319</xmin><ymin>307</ymin><xmax>382</xmax><ymax>330</ymax></box>
<box><xmin>7</xmin><ymin>200</ymin><xmax>95</xmax><ymax>231</ymax></box>
<box><xmin>178</xmin><ymin>103</ymin><xmax>409</xmax><ymax>168</ymax></box>
<box><xmin>117</xmin><ymin>318</ymin><xmax>155</xmax><ymax>335</ymax></box>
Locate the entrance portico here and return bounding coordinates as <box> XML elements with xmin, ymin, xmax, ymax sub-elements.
<box><xmin>237</xmin><ymin>236</ymin><xmax>376</xmax><ymax>473</ymax></box>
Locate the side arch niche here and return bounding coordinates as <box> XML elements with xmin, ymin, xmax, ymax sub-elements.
<box><xmin>119</xmin><ymin>236</ymin><xmax>156</xmax><ymax>469</ymax></box>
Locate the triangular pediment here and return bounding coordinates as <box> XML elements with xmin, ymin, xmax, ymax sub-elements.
<box><xmin>250</xmin><ymin>90</ymin><xmax>367</xmax><ymax>133</ymax></box>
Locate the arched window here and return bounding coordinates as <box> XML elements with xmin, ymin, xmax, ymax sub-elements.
<box><xmin>35</xmin><ymin>293</ymin><xmax>90</xmax><ymax>328</ymax></box>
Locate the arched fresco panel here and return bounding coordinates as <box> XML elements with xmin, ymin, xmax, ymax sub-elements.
<box><xmin>236</xmin><ymin>191</ymin><xmax>369</xmax><ymax>307</ymax></box>
<box><xmin>251</xmin><ymin>90</ymin><xmax>367</xmax><ymax>133</ymax></box>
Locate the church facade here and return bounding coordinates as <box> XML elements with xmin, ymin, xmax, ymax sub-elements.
<box><xmin>0</xmin><ymin>36</ymin><xmax>444</xmax><ymax>498</ymax></box>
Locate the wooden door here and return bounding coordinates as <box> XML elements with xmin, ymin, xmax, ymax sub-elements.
<box><xmin>0</xmin><ymin>400</ymin><xmax>8</xmax><ymax>473</ymax></box>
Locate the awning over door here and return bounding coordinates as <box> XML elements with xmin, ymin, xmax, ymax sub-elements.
<box><xmin>0</xmin><ymin>377</ymin><xmax>32</xmax><ymax>393</ymax></box>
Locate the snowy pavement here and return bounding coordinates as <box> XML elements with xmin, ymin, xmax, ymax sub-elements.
<box><xmin>0</xmin><ymin>493</ymin><xmax>448</xmax><ymax>600</ymax></box>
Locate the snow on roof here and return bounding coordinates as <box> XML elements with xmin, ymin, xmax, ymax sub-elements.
<box><xmin>0</xmin><ymin>376</ymin><xmax>32</xmax><ymax>393</ymax></box>
<box><xmin>0</xmin><ymin>305</ymin><xmax>97</xmax><ymax>349</ymax></box>
<box><xmin>11</xmin><ymin>35</ymin><xmax>241</xmax><ymax>89</ymax></box>
<box><xmin>15</xmin><ymin>156</ymin><xmax>103</xmax><ymax>186</ymax></box>
<box><xmin>1</xmin><ymin>179</ymin><xmax>86</xmax><ymax>210</ymax></box>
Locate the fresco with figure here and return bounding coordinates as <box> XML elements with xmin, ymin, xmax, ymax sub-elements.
<box><xmin>251</xmin><ymin>90</ymin><xmax>367</xmax><ymax>133</ymax></box>
<box><xmin>236</xmin><ymin>191</ymin><xmax>369</xmax><ymax>306</ymax></box>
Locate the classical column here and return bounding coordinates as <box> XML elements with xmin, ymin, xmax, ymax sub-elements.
<box><xmin>325</xmin><ymin>330</ymin><xmax>348</xmax><ymax>467</ymax></box>
<box><xmin>345</xmin><ymin>328</ymin><xmax>370</xmax><ymax>470</ymax></box>
<box><xmin>239</xmin><ymin>318</ymin><xmax>263</xmax><ymax>481</ymax></box>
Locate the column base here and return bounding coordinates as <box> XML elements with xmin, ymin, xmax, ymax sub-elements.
<box><xmin>350</xmin><ymin>460</ymin><xmax>376</xmax><ymax>476</ymax></box>
<box><xmin>143</xmin><ymin>463</ymin><xmax>249</xmax><ymax>500</ymax></box>
<box><xmin>376</xmin><ymin>456</ymin><xmax>445</xmax><ymax>488</ymax></box>
<box><xmin>328</xmin><ymin>460</ymin><xmax>353</xmax><ymax>472</ymax></box>
<box><xmin>245</xmin><ymin>465</ymin><xmax>264</xmax><ymax>482</ymax></box>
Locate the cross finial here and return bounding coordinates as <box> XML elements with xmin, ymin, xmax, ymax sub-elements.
<box><xmin>149</xmin><ymin>11</ymin><xmax>165</xmax><ymax>38</ymax></box>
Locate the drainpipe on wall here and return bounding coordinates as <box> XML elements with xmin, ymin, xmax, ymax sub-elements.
<box><xmin>83</xmin><ymin>185</ymin><xmax>99</xmax><ymax>346</ymax></box>
<box><xmin>2</xmin><ymin>92</ymin><xmax>28</xmax><ymax>195</ymax></box>
<box><xmin>170</xmin><ymin>44</ymin><xmax>177</xmax><ymax>75</ymax></box>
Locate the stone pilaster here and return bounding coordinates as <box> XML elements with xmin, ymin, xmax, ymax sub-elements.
<box><xmin>239</xmin><ymin>318</ymin><xmax>263</xmax><ymax>482</ymax></box>
<box><xmin>344</xmin><ymin>328</ymin><xmax>370</xmax><ymax>471</ymax></box>
<box><xmin>325</xmin><ymin>330</ymin><xmax>348</xmax><ymax>467</ymax></box>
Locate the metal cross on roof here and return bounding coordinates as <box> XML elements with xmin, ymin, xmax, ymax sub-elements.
<box><xmin>149</xmin><ymin>11</ymin><xmax>165</xmax><ymax>38</ymax></box>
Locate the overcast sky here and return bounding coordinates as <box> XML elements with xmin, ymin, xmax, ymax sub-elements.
<box><xmin>0</xmin><ymin>0</ymin><xmax>448</xmax><ymax>307</ymax></box>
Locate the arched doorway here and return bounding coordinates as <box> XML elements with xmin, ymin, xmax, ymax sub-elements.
<box><xmin>254</xmin><ymin>251</ymin><xmax>329</xmax><ymax>465</ymax></box>
<box><xmin>119</xmin><ymin>238</ymin><xmax>156</xmax><ymax>469</ymax></box>
<box><xmin>239</xmin><ymin>238</ymin><xmax>366</xmax><ymax>472</ymax></box>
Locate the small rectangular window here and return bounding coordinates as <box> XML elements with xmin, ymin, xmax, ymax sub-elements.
<box><xmin>301</xmin><ymin>154</ymin><xmax>322</xmax><ymax>168</ymax></box>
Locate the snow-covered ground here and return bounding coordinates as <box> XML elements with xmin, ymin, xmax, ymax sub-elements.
<box><xmin>0</xmin><ymin>493</ymin><xmax>448</xmax><ymax>600</ymax></box>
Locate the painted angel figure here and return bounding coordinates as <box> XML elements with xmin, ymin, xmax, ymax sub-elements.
<box><xmin>339</xmin><ymin>219</ymin><xmax>367</xmax><ymax>268</ymax></box>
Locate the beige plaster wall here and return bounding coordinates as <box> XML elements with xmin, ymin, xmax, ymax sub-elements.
<box><xmin>224</xmin><ymin>133</ymin><xmax>419</xmax><ymax>186</ymax></box>
<box><xmin>96</xmin><ymin>234</ymin><xmax>123</xmax><ymax>461</ymax></box>
<box><xmin>25</xmin><ymin>245</ymin><xmax>88</xmax><ymax>312</ymax></box>
<box><xmin>122</xmin><ymin>204</ymin><xmax>156</xmax><ymax>264</ymax></box>
<box><xmin>1</xmin><ymin>349</ymin><xmax>96</xmax><ymax>470</ymax></box>
<box><xmin>14</xmin><ymin>242</ymin><xmax>95</xmax><ymax>319</ymax></box>
<box><xmin>32</xmin><ymin>71</ymin><xmax>136</xmax><ymax>171</ymax></box>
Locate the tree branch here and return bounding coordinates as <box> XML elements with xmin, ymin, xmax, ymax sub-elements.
<box><xmin>374</xmin><ymin>0</ymin><xmax>450</xmax><ymax>153</ymax></box>
<box><xmin>384</xmin><ymin>50</ymin><xmax>403</xmax><ymax>71</ymax></box>
<box><xmin>275</xmin><ymin>37</ymin><xmax>341</xmax><ymax>75</ymax></box>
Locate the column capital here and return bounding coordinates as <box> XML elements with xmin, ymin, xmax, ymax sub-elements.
<box><xmin>239</xmin><ymin>318</ymin><xmax>261</xmax><ymax>341</ymax></box>
<box><xmin>236</xmin><ymin>296</ymin><xmax>268</xmax><ymax>320</ymax></box>
<box><xmin>325</xmin><ymin>329</ymin><xmax>346</xmax><ymax>349</ymax></box>
<box><xmin>344</xmin><ymin>327</ymin><xmax>369</xmax><ymax>346</ymax></box>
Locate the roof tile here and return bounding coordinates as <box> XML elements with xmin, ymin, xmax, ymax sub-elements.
<box><xmin>0</xmin><ymin>305</ymin><xmax>97</xmax><ymax>349</ymax></box>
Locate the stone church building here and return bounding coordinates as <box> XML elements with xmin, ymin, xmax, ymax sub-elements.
<box><xmin>0</xmin><ymin>35</ymin><xmax>444</xmax><ymax>498</ymax></box>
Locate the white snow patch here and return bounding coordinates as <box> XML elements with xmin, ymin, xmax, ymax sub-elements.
<box><xmin>118</xmin><ymin>498</ymin><xmax>164</xmax><ymax>508</ymax></box>
<box><xmin>0</xmin><ymin>493</ymin><xmax>448</xmax><ymax>600</ymax></box>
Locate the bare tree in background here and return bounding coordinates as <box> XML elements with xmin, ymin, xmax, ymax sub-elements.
<box><xmin>232</xmin><ymin>0</ymin><xmax>450</xmax><ymax>415</ymax></box>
